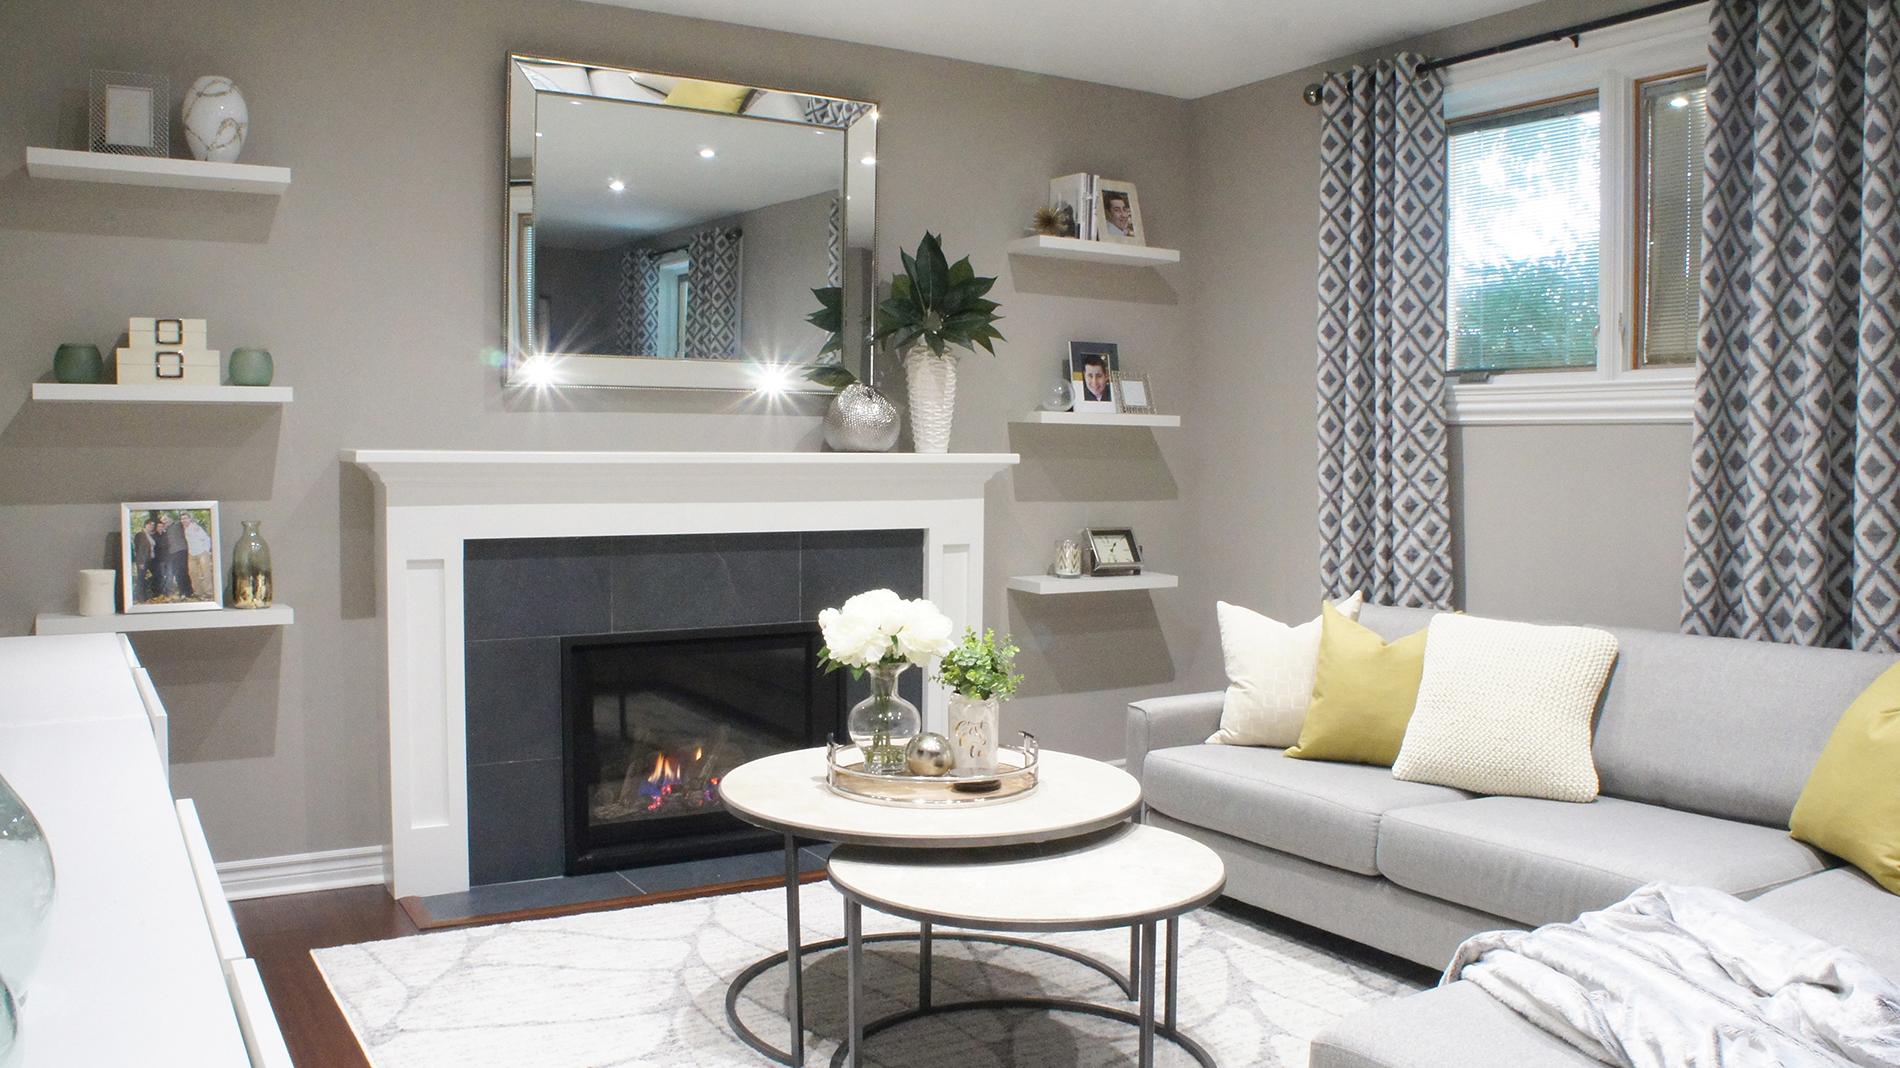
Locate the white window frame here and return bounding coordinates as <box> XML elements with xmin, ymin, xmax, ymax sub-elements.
<box><xmin>1443</xmin><ymin>3</ymin><xmax>1708</xmax><ymax>426</ymax></box>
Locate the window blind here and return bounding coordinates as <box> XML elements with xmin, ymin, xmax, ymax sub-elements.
<box><xmin>1638</xmin><ymin>74</ymin><xmax>1708</xmax><ymax>367</ymax></box>
<box><xmin>1447</xmin><ymin>97</ymin><xmax>1601</xmax><ymax>372</ymax></box>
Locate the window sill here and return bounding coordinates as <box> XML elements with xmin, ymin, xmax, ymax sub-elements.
<box><xmin>1446</xmin><ymin>374</ymin><xmax>1694</xmax><ymax>426</ymax></box>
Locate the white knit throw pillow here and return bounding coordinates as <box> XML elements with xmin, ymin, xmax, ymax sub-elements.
<box><xmin>1392</xmin><ymin>613</ymin><xmax>1618</xmax><ymax>802</ymax></box>
<box><xmin>1207</xmin><ymin>592</ymin><xmax>1364</xmax><ymax>748</ymax></box>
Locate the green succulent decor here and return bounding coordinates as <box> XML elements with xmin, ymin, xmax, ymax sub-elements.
<box><xmin>876</xmin><ymin>233</ymin><xmax>1005</xmax><ymax>359</ymax></box>
<box><xmin>934</xmin><ymin>628</ymin><xmax>1023</xmax><ymax>701</ymax></box>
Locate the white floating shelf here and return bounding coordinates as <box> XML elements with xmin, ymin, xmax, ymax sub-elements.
<box><xmin>1006</xmin><ymin>572</ymin><xmax>1179</xmax><ymax>595</ymax></box>
<box><xmin>1005</xmin><ymin>236</ymin><xmax>1181</xmax><ymax>265</ymax></box>
<box><xmin>33</xmin><ymin>383</ymin><xmax>293</xmax><ymax>404</ymax></box>
<box><xmin>1013</xmin><ymin>411</ymin><xmax>1180</xmax><ymax>427</ymax></box>
<box><xmin>35</xmin><ymin>605</ymin><xmax>294</xmax><ymax>636</ymax></box>
<box><xmin>26</xmin><ymin>147</ymin><xmax>292</xmax><ymax>194</ymax></box>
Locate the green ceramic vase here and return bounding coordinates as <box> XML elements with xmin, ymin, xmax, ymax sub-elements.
<box><xmin>52</xmin><ymin>344</ymin><xmax>103</xmax><ymax>384</ymax></box>
<box><xmin>228</xmin><ymin>348</ymin><xmax>274</xmax><ymax>387</ymax></box>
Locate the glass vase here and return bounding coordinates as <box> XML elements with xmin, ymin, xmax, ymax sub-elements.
<box><xmin>847</xmin><ymin>663</ymin><xmax>921</xmax><ymax>775</ymax></box>
<box><xmin>231</xmin><ymin>520</ymin><xmax>273</xmax><ymax>608</ymax></box>
<box><xmin>0</xmin><ymin>772</ymin><xmax>56</xmax><ymax>1000</ymax></box>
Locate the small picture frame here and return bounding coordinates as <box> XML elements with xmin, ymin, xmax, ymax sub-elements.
<box><xmin>121</xmin><ymin>502</ymin><xmax>222</xmax><ymax>613</ymax></box>
<box><xmin>89</xmin><ymin>70</ymin><xmax>169</xmax><ymax>157</ymax></box>
<box><xmin>1113</xmin><ymin>373</ymin><xmax>1156</xmax><ymax>415</ymax></box>
<box><xmin>1083</xmin><ymin>527</ymin><xmax>1143</xmax><ymax>577</ymax></box>
<box><xmin>1069</xmin><ymin>341</ymin><xmax>1119</xmax><ymax>414</ymax></box>
<box><xmin>1093</xmin><ymin>180</ymin><xmax>1145</xmax><ymax>246</ymax></box>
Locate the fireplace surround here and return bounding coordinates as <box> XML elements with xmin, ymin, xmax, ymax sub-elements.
<box><xmin>350</xmin><ymin>450</ymin><xmax>1018</xmax><ymax>897</ymax></box>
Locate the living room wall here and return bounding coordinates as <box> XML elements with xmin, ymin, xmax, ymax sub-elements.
<box><xmin>1180</xmin><ymin>0</ymin><xmax>1694</xmax><ymax>644</ymax></box>
<box><xmin>0</xmin><ymin>0</ymin><xmax>1200</xmax><ymax>863</ymax></box>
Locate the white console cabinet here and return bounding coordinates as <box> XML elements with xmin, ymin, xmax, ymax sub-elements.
<box><xmin>0</xmin><ymin>633</ymin><xmax>288</xmax><ymax>1067</ymax></box>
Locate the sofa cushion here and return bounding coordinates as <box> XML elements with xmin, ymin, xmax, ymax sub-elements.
<box><xmin>1393</xmin><ymin>614</ymin><xmax>1617</xmax><ymax>802</ymax></box>
<box><xmin>1207</xmin><ymin>592</ymin><xmax>1362</xmax><ymax>748</ymax></box>
<box><xmin>1750</xmin><ymin>867</ymin><xmax>1900</xmax><ymax>982</ymax></box>
<box><xmin>1589</xmin><ymin>626</ymin><xmax>1897</xmax><ymax>827</ymax></box>
<box><xmin>1377</xmin><ymin>795</ymin><xmax>1831</xmax><ymax>927</ymax></box>
<box><xmin>1141</xmin><ymin>744</ymin><xmax>1471</xmax><ymax>876</ymax></box>
<box><xmin>1288</xmin><ymin>602</ymin><xmax>1427</xmax><ymax>766</ymax></box>
<box><xmin>1790</xmin><ymin>660</ymin><xmax>1900</xmax><ymax>893</ymax></box>
<box><xmin>1310</xmin><ymin>980</ymin><xmax>1605</xmax><ymax>1068</ymax></box>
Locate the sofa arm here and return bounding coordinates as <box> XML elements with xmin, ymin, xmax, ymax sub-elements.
<box><xmin>1124</xmin><ymin>691</ymin><xmax>1224</xmax><ymax>782</ymax></box>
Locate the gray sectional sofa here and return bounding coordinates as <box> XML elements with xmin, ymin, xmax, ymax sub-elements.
<box><xmin>1125</xmin><ymin>603</ymin><xmax>1900</xmax><ymax>1068</ymax></box>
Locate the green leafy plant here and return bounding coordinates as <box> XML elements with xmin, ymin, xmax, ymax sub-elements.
<box><xmin>934</xmin><ymin>628</ymin><xmax>1023</xmax><ymax>700</ymax></box>
<box><xmin>802</xmin><ymin>286</ymin><xmax>859</xmax><ymax>390</ymax></box>
<box><xmin>875</xmin><ymin>233</ymin><xmax>1005</xmax><ymax>359</ymax></box>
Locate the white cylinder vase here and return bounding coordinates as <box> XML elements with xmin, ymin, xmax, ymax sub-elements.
<box><xmin>948</xmin><ymin>693</ymin><xmax>1001</xmax><ymax>775</ymax></box>
<box><xmin>182</xmin><ymin>76</ymin><xmax>249</xmax><ymax>163</ymax></box>
<box><xmin>903</xmin><ymin>347</ymin><xmax>958</xmax><ymax>454</ymax></box>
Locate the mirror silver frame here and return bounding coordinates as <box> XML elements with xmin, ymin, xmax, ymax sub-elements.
<box><xmin>504</xmin><ymin>54</ymin><xmax>877</xmax><ymax>392</ymax></box>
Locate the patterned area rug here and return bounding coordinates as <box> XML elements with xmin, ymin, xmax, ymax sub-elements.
<box><xmin>314</xmin><ymin>881</ymin><xmax>1425</xmax><ymax>1067</ymax></box>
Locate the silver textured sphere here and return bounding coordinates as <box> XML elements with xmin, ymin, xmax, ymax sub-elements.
<box><xmin>904</xmin><ymin>732</ymin><xmax>955</xmax><ymax>776</ymax></box>
<box><xmin>824</xmin><ymin>383</ymin><xmax>901</xmax><ymax>452</ymax></box>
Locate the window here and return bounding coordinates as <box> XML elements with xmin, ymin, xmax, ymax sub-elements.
<box><xmin>1440</xmin><ymin>4</ymin><xmax>1709</xmax><ymax>424</ymax></box>
<box><xmin>1448</xmin><ymin>96</ymin><xmax>1602</xmax><ymax>372</ymax></box>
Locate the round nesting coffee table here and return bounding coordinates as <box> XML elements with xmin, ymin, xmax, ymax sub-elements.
<box><xmin>718</xmin><ymin>747</ymin><xmax>1143</xmax><ymax>1065</ymax></box>
<box><xmin>827</xmin><ymin>823</ymin><xmax>1226</xmax><ymax>1068</ymax></box>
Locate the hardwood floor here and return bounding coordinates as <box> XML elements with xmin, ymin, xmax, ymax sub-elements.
<box><xmin>232</xmin><ymin>885</ymin><xmax>418</xmax><ymax>1068</ymax></box>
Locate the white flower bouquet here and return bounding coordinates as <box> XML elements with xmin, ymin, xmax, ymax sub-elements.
<box><xmin>817</xmin><ymin>588</ymin><xmax>955</xmax><ymax>673</ymax></box>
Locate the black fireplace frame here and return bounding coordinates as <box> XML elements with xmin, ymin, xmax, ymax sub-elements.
<box><xmin>560</xmin><ymin>621</ymin><xmax>845</xmax><ymax>875</ymax></box>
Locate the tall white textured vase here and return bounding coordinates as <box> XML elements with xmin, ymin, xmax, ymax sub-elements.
<box><xmin>182</xmin><ymin>76</ymin><xmax>248</xmax><ymax>163</ymax></box>
<box><xmin>904</xmin><ymin>347</ymin><xmax>958</xmax><ymax>454</ymax></box>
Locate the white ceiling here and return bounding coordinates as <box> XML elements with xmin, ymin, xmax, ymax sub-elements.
<box><xmin>576</xmin><ymin>0</ymin><xmax>1536</xmax><ymax>99</ymax></box>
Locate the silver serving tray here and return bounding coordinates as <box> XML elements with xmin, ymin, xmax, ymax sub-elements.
<box><xmin>826</xmin><ymin>732</ymin><xmax>1039</xmax><ymax>807</ymax></box>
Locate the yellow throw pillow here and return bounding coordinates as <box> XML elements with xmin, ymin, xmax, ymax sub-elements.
<box><xmin>1790</xmin><ymin>661</ymin><xmax>1900</xmax><ymax>894</ymax></box>
<box><xmin>664</xmin><ymin>79</ymin><xmax>754</xmax><ymax>113</ymax></box>
<box><xmin>1286</xmin><ymin>601</ymin><xmax>1427</xmax><ymax>766</ymax></box>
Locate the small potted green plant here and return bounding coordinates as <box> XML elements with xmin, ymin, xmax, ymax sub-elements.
<box><xmin>934</xmin><ymin>628</ymin><xmax>1023</xmax><ymax>774</ymax></box>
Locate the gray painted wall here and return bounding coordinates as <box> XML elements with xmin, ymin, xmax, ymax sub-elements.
<box><xmin>0</xmin><ymin>0</ymin><xmax>1197</xmax><ymax>862</ymax></box>
<box><xmin>0</xmin><ymin>0</ymin><xmax>1695</xmax><ymax>866</ymax></box>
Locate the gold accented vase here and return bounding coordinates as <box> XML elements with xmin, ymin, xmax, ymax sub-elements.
<box><xmin>949</xmin><ymin>693</ymin><xmax>1001</xmax><ymax>775</ymax></box>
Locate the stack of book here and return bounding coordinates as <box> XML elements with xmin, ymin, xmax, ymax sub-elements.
<box><xmin>118</xmin><ymin>317</ymin><xmax>219</xmax><ymax>386</ymax></box>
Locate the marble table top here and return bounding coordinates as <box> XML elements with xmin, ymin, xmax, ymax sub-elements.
<box><xmin>827</xmin><ymin>823</ymin><xmax>1227</xmax><ymax>932</ymax></box>
<box><xmin>718</xmin><ymin>747</ymin><xmax>1141</xmax><ymax>847</ymax></box>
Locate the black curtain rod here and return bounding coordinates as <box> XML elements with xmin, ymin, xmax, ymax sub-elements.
<box><xmin>1416</xmin><ymin>0</ymin><xmax>1705</xmax><ymax>72</ymax></box>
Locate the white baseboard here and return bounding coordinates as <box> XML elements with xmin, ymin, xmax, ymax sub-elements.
<box><xmin>216</xmin><ymin>845</ymin><xmax>389</xmax><ymax>901</ymax></box>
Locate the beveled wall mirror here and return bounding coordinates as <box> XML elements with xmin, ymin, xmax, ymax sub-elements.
<box><xmin>505</xmin><ymin>55</ymin><xmax>877</xmax><ymax>391</ymax></box>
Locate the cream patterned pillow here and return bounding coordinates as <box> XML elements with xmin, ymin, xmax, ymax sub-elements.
<box><xmin>1392</xmin><ymin>613</ymin><xmax>1618</xmax><ymax>802</ymax></box>
<box><xmin>1208</xmin><ymin>592</ymin><xmax>1364</xmax><ymax>748</ymax></box>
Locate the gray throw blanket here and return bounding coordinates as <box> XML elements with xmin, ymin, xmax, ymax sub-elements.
<box><xmin>1446</xmin><ymin>883</ymin><xmax>1900</xmax><ymax>1068</ymax></box>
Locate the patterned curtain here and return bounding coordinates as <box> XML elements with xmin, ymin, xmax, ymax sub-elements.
<box><xmin>1682</xmin><ymin>0</ymin><xmax>1900</xmax><ymax>651</ymax></box>
<box><xmin>1315</xmin><ymin>54</ymin><xmax>1454</xmax><ymax>609</ymax></box>
<box><xmin>684</xmin><ymin>227</ymin><xmax>743</xmax><ymax>361</ymax></box>
<box><xmin>617</xmin><ymin>246</ymin><xmax>659</xmax><ymax>356</ymax></box>
<box><xmin>803</xmin><ymin>98</ymin><xmax>873</xmax><ymax>129</ymax></box>
<box><xmin>827</xmin><ymin>196</ymin><xmax>843</xmax><ymax>287</ymax></box>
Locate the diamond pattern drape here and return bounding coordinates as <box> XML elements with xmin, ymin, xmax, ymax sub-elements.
<box><xmin>617</xmin><ymin>246</ymin><xmax>659</xmax><ymax>356</ymax></box>
<box><xmin>1316</xmin><ymin>54</ymin><xmax>1454</xmax><ymax>609</ymax></box>
<box><xmin>684</xmin><ymin>227</ymin><xmax>743</xmax><ymax>361</ymax></box>
<box><xmin>1682</xmin><ymin>0</ymin><xmax>1900</xmax><ymax>651</ymax></box>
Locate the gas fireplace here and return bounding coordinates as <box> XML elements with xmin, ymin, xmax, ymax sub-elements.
<box><xmin>561</xmin><ymin>622</ymin><xmax>844</xmax><ymax>874</ymax></box>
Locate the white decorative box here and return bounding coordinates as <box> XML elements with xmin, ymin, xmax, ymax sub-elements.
<box><xmin>116</xmin><ymin>347</ymin><xmax>219</xmax><ymax>386</ymax></box>
<box><xmin>128</xmin><ymin>317</ymin><xmax>208</xmax><ymax>348</ymax></box>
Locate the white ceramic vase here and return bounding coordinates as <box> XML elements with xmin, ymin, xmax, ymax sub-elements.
<box><xmin>948</xmin><ymin>693</ymin><xmax>1001</xmax><ymax>775</ymax></box>
<box><xmin>182</xmin><ymin>76</ymin><xmax>248</xmax><ymax>163</ymax></box>
<box><xmin>903</xmin><ymin>347</ymin><xmax>958</xmax><ymax>454</ymax></box>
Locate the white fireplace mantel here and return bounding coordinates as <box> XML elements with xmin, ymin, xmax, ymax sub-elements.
<box><xmin>346</xmin><ymin>450</ymin><xmax>1019</xmax><ymax>897</ymax></box>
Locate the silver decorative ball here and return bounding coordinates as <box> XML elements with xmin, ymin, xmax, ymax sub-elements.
<box><xmin>904</xmin><ymin>732</ymin><xmax>954</xmax><ymax>776</ymax></box>
<box><xmin>824</xmin><ymin>383</ymin><xmax>901</xmax><ymax>452</ymax></box>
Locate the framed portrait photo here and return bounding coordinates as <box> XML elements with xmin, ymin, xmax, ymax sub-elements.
<box><xmin>1093</xmin><ymin>180</ymin><xmax>1144</xmax><ymax>246</ymax></box>
<box><xmin>1083</xmin><ymin>527</ymin><xmax>1143</xmax><ymax>576</ymax></box>
<box><xmin>1069</xmin><ymin>341</ymin><xmax>1120</xmax><ymax>414</ymax></box>
<box><xmin>121</xmin><ymin>501</ymin><xmax>222</xmax><ymax>613</ymax></box>
<box><xmin>1113</xmin><ymin>372</ymin><xmax>1157</xmax><ymax>415</ymax></box>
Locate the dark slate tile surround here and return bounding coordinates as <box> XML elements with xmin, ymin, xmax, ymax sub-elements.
<box><xmin>465</xmin><ymin>529</ymin><xmax>924</xmax><ymax>886</ymax></box>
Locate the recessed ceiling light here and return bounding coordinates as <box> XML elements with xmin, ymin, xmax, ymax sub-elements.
<box><xmin>608</xmin><ymin>179</ymin><xmax>625</xmax><ymax>193</ymax></box>
<box><xmin>1669</xmin><ymin>96</ymin><xmax>1689</xmax><ymax>108</ymax></box>
<box><xmin>569</xmin><ymin>100</ymin><xmax>584</xmax><ymax>106</ymax></box>
<box><xmin>535</xmin><ymin>131</ymin><xmax>543</xmax><ymax>137</ymax></box>
<box><xmin>861</xmin><ymin>156</ymin><xmax>876</xmax><ymax>166</ymax></box>
<box><xmin>699</xmin><ymin>148</ymin><xmax>716</xmax><ymax>158</ymax></box>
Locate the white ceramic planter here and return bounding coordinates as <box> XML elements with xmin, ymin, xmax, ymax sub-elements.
<box><xmin>904</xmin><ymin>348</ymin><xmax>958</xmax><ymax>454</ymax></box>
<box><xmin>182</xmin><ymin>76</ymin><xmax>248</xmax><ymax>163</ymax></box>
<box><xmin>948</xmin><ymin>693</ymin><xmax>1001</xmax><ymax>774</ymax></box>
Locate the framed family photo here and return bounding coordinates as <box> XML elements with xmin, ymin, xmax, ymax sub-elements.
<box><xmin>1069</xmin><ymin>341</ymin><xmax>1119</xmax><ymax>414</ymax></box>
<box><xmin>1094</xmin><ymin>180</ymin><xmax>1144</xmax><ymax>246</ymax></box>
<box><xmin>121</xmin><ymin>501</ymin><xmax>222</xmax><ymax>613</ymax></box>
